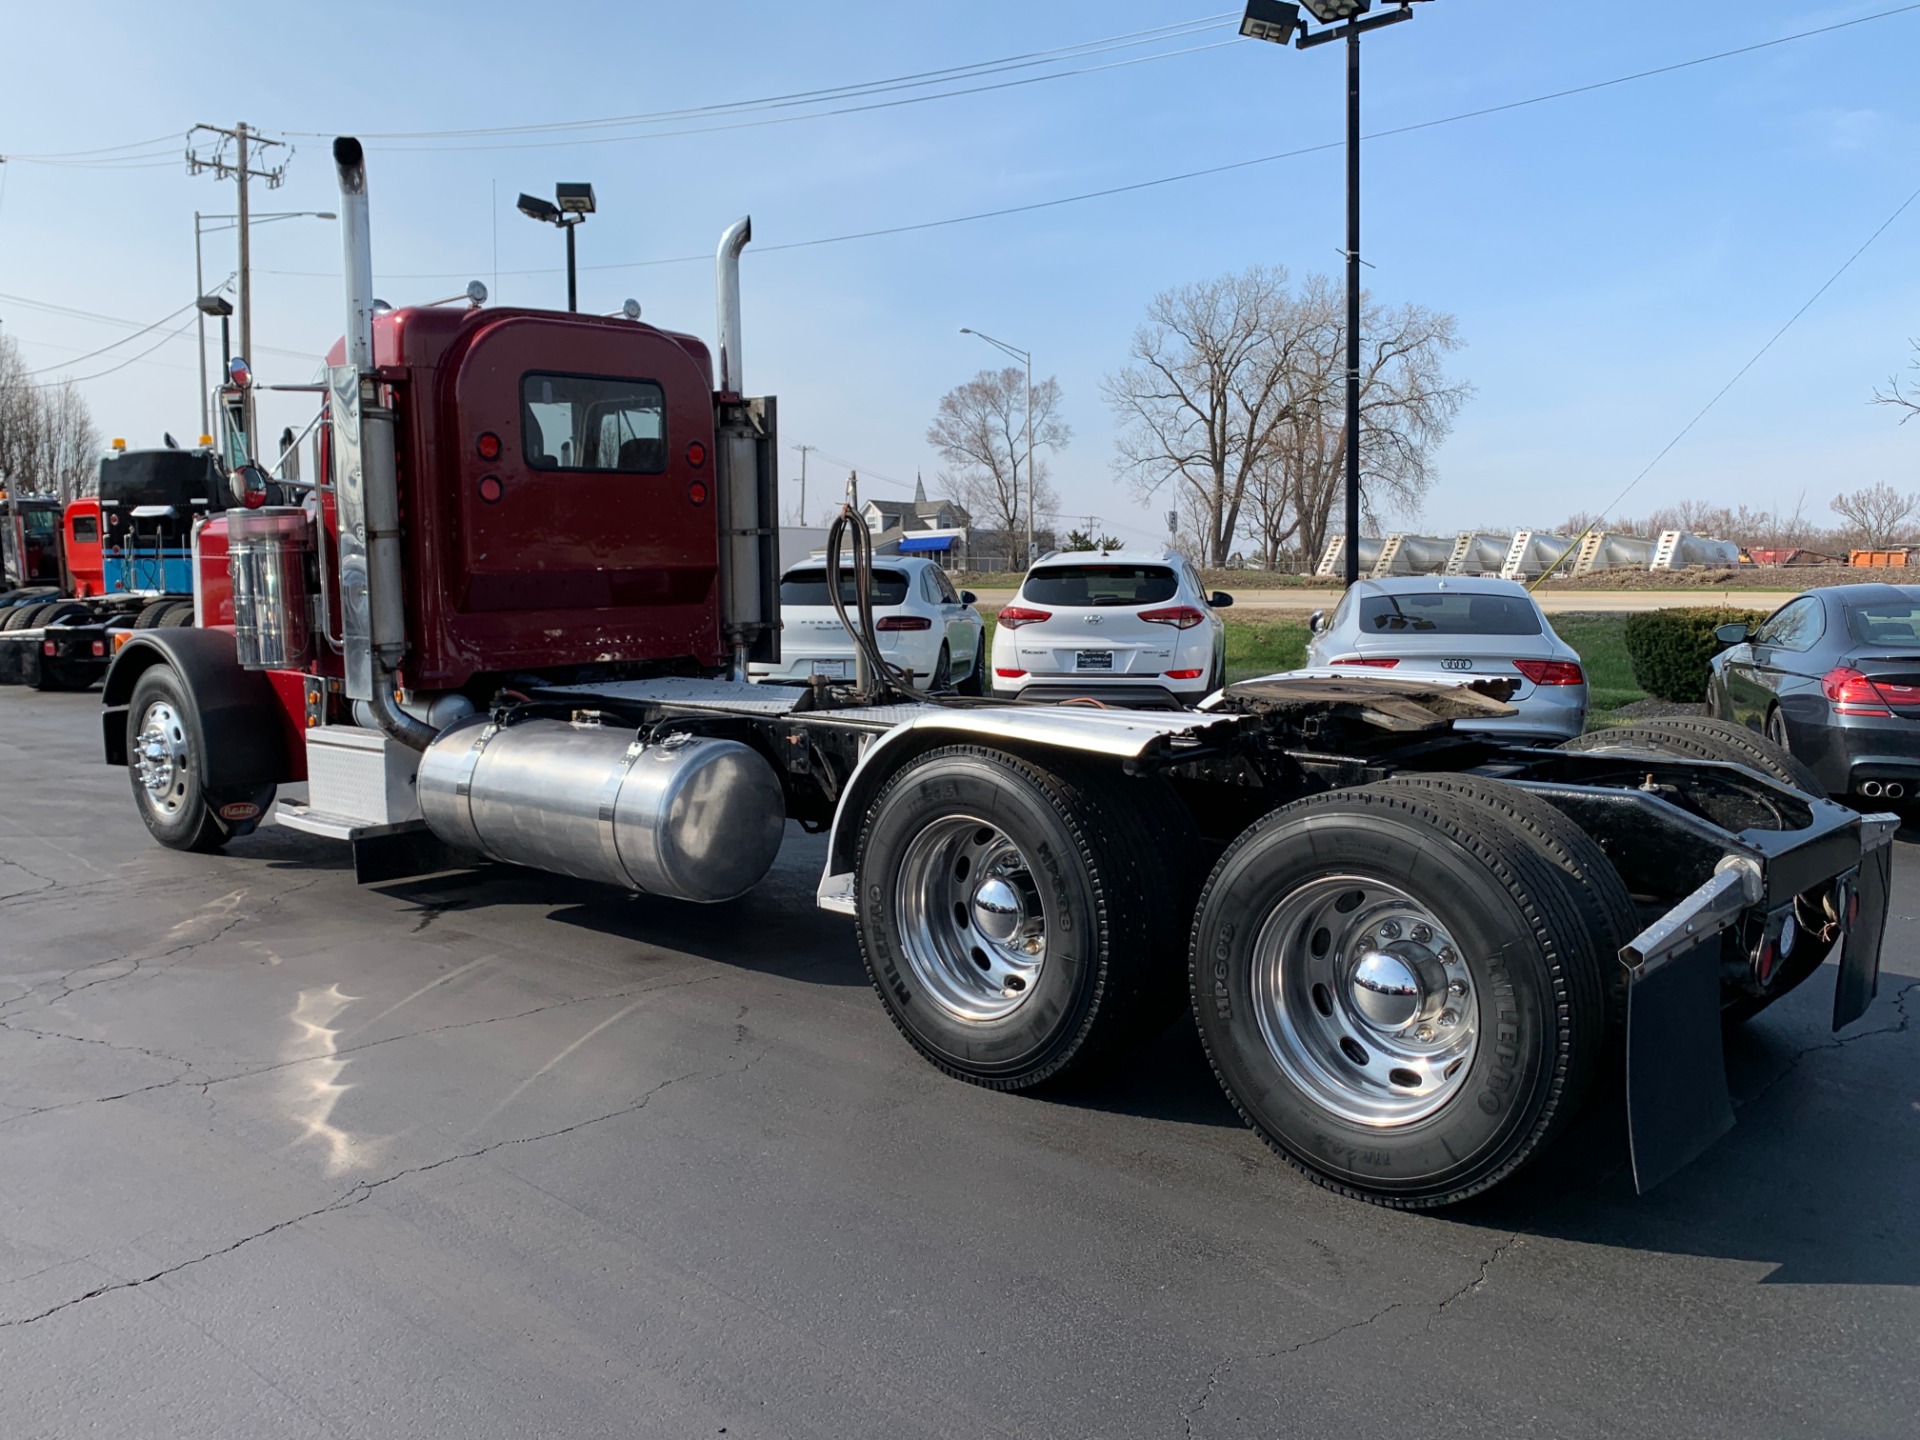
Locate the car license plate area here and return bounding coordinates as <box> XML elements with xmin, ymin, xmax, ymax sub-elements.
<box><xmin>1075</xmin><ymin>650</ymin><xmax>1114</xmax><ymax>672</ymax></box>
<box><xmin>810</xmin><ymin>660</ymin><xmax>848</xmax><ymax>679</ymax></box>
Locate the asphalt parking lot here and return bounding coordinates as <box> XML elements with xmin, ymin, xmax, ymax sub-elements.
<box><xmin>1</xmin><ymin>687</ymin><xmax>1915</xmax><ymax>1439</ymax></box>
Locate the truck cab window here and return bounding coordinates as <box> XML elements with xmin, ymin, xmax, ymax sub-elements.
<box><xmin>521</xmin><ymin>373</ymin><xmax>667</xmax><ymax>474</ymax></box>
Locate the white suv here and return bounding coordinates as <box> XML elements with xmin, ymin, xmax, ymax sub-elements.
<box><xmin>754</xmin><ymin>555</ymin><xmax>986</xmax><ymax>692</ymax></box>
<box><xmin>991</xmin><ymin>551</ymin><xmax>1232</xmax><ymax>708</ymax></box>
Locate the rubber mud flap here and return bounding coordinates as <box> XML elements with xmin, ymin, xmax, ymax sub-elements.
<box><xmin>1626</xmin><ymin>938</ymin><xmax>1733</xmax><ymax>1194</ymax></box>
<box><xmin>1835</xmin><ymin>846</ymin><xmax>1892</xmax><ymax>1031</ymax></box>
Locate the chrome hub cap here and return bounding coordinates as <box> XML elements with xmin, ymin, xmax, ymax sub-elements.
<box><xmin>895</xmin><ymin>815</ymin><xmax>1047</xmax><ymax>1021</ymax></box>
<box><xmin>1251</xmin><ymin>876</ymin><xmax>1478</xmax><ymax>1127</ymax></box>
<box><xmin>133</xmin><ymin>700</ymin><xmax>191</xmax><ymax>817</ymax></box>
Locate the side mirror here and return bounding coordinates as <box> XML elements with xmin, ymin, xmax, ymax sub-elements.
<box><xmin>1714</xmin><ymin>622</ymin><xmax>1752</xmax><ymax>645</ymax></box>
<box><xmin>1210</xmin><ymin>591</ymin><xmax>1234</xmax><ymax>609</ymax></box>
<box><xmin>1308</xmin><ymin>609</ymin><xmax>1326</xmax><ymax>635</ymax></box>
<box><xmin>960</xmin><ymin>590</ymin><xmax>977</xmax><ymax>606</ymax></box>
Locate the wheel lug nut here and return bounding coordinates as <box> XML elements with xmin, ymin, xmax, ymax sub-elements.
<box><xmin>1414</xmin><ymin>1024</ymin><xmax>1436</xmax><ymax>1042</ymax></box>
<box><xmin>1411</xmin><ymin>923</ymin><xmax>1432</xmax><ymax>943</ymax></box>
<box><xmin>1439</xmin><ymin>947</ymin><xmax>1457</xmax><ymax>964</ymax></box>
<box><xmin>1439</xmin><ymin>1009</ymin><xmax>1459</xmax><ymax>1027</ymax></box>
<box><xmin>1448</xmin><ymin>979</ymin><xmax>1467</xmax><ymax>997</ymax></box>
<box><xmin>1378</xmin><ymin>920</ymin><xmax>1401</xmax><ymax>940</ymax></box>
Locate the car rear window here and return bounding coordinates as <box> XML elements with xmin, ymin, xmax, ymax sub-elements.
<box><xmin>1846</xmin><ymin>602</ymin><xmax>1920</xmax><ymax>647</ymax></box>
<box><xmin>780</xmin><ymin>568</ymin><xmax>910</xmax><ymax>607</ymax></box>
<box><xmin>1022</xmin><ymin>564</ymin><xmax>1178</xmax><ymax>606</ymax></box>
<box><xmin>1357</xmin><ymin>592</ymin><xmax>1541</xmax><ymax>636</ymax></box>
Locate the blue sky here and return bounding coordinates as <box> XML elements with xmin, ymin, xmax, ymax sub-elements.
<box><xmin>2</xmin><ymin>1</ymin><xmax>1916</xmax><ymax>550</ymax></box>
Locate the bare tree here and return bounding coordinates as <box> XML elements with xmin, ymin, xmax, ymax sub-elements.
<box><xmin>0</xmin><ymin>333</ymin><xmax>100</xmax><ymax>501</ymax></box>
<box><xmin>925</xmin><ymin>368</ymin><xmax>1066</xmax><ymax>546</ymax></box>
<box><xmin>1103</xmin><ymin>267</ymin><xmax>1320</xmax><ymax>568</ymax></box>
<box><xmin>1831</xmin><ymin>481</ymin><xmax>1920</xmax><ymax>547</ymax></box>
<box><xmin>1874</xmin><ymin>340</ymin><xmax>1920</xmax><ymax>424</ymax></box>
<box><xmin>1273</xmin><ymin>276</ymin><xmax>1472</xmax><ymax>566</ymax></box>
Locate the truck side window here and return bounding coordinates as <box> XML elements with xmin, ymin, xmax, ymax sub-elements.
<box><xmin>71</xmin><ymin>515</ymin><xmax>99</xmax><ymax>544</ymax></box>
<box><xmin>521</xmin><ymin>373</ymin><xmax>667</xmax><ymax>474</ymax></box>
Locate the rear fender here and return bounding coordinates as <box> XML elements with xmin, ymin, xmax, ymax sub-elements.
<box><xmin>102</xmin><ymin>630</ymin><xmax>298</xmax><ymax>789</ymax></box>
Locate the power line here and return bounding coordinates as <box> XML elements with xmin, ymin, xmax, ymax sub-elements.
<box><xmin>1595</xmin><ymin>178</ymin><xmax>1920</xmax><ymax>519</ymax></box>
<box><xmin>19</xmin><ymin>291</ymin><xmax>213</xmax><ymax>375</ymax></box>
<box><xmin>0</xmin><ymin>288</ymin><xmax>317</xmax><ymax>363</ymax></box>
<box><xmin>258</xmin><ymin>3</ymin><xmax>1920</xmax><ymax>285</ymax></box>
<box><xmin>291</xmin><ymin>14</ymin><xmax>1235</xmax><ymax>142</ymax></box>
<box><xmin>1</xmin><ymin>131</ymin><xmax>180</xmax><ymax>161</ymax></box>
<box><xmin>25</xmin><ymin>313</ymin><xmax>202</xmax><ymax>388</ymax></box>
<box><xmin>370</xmin><ymin>37</ymin><xmax>1237</xmax><ymax>154</ymax></box>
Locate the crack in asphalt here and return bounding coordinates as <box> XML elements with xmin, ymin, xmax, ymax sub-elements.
<box><xmin>0</xmin><ymin>1056</ymin><xmax>757</xmax><ymax>1329</ymax></box>
<box><xmin>0</xmin><ymin>878</ymin><xmax>327</xmax><ymax>1021</ymax></box>
<box><xmin>1180</xmin><ymin>1232</ymin><xmax>1520</xmax><ymax>1437</ymax></box>
<box><xmin>0</xmin><ymin>968</ymin><xmax>728</xmax><ymax>1131</ymax></box>
<box><xmin>1737</xmin><ymin>979</ymin><xmax>1919</xmax><ymax>1111</ymax></box>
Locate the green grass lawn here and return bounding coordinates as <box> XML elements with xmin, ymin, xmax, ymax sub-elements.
<box><xmin>1549</xmin><ymin>612</ymin><xmax>1646</xmax><ymax>723</ymax></box>
<box><xmin>1224</xmin><ymin>619</ymin><xmax>1311</xmax><ymax>684</ymax></box>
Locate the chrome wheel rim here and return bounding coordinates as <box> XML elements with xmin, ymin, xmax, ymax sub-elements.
<box><xmin>894</xmin><ymin>814</ymin><xmax>1047</xmax><ymax>1021</ymax></box>
<box><xmin>1250</xmin><ymin>874</ymin><xmax>1478</xmax><ymax>1127</ymax></box>
<box><xmin>133</xmin><ymin>700</ymin><xmax>191</xmax><ymax>818</ymax></box>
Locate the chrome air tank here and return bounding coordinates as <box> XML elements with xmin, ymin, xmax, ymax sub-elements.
<box><xmin>417</xmin><ymin>716</ymin><xmax>785</xmax><ymax>903</ymax></box>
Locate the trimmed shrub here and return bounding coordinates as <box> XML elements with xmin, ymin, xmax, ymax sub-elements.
<box><xmin>1621</xmin><ymin>606</ymin><xmax>1767</xmax><ymax>702</ymax></box>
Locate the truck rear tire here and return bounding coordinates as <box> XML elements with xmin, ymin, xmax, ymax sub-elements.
<box><xmin>133</xmin><ymin>600</ymin><xmax>175</xmax><ymax>629</ymax></box>
<box><xmin>854</xmin><ymin>745</ymin><xmax>1196</xmax><ymax>1089</ymax></box>
<box><xmin>4</xmin><ymin>603</ymin><xmax>50</xmax><ymax>632</ymax></box>
<box><xmin>1562</xmin><ymin>718</ymin><xmax>1834</xmax><ymax>1023</ymax></box>
<box><xmin>126</xmin><ymin>666</ymin><xmax>228</xmax><ymax>853</ymax></box>
<box><xmin>1189</xmin><ymin>781</ymin><xmax>1608</xmax><ymax>1207</ymax></box>
<box><xmin>160</xmin><ymin>602</ymin><xmax>195</xmax><ymax>628</ymax></box>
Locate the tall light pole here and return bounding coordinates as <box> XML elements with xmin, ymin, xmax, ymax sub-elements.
<box><xmin>1239</xmin><ymin>1</ymin><xmax>1430</xmax><ymax>585</ymax></box>
<box><xmin>960</xmin><ymin>328</ymin><xmax>1035</xmax><ymax>564</ymax></box>
<box><xmin>193</xmin><ymin>209</ymin><xmax>334</xmax><ymax>437</ymax></box>
<box><xmin>791</xmin><ymin>443</ymin><xmax>816</xmax><ymax>525</ymax></box>
<box><xmin>517</xmin><ymin>184</ymin><xmax>595</xmax><ymax>312</ymax></box>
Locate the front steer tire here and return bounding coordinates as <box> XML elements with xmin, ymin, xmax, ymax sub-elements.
<box><xmin>854</xmin><ymin>745</ymin><xmax>1197</xmax><ymax>1090</ymax></box>
<box><xmin>125</xmin><ymin>666</ymin><xmax>229</xmax><ymax>853</ymax></box>
<box><xmin>1189</xmin><ymin>780</ymin><xmax>1609</xmax><ymax>1208</ymax></box>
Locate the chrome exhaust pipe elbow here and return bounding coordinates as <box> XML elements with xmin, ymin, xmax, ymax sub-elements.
<box><xmin>714</xmin><ymin>216</ymin><xmax>751</xmax><ymax>397</ymax></box>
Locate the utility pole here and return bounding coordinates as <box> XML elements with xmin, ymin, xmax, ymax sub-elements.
<box><xmin>791</xmin><ymin>443</ymin><xmax>816</xmax><ymax>525</ymax></box>
<box><xmin>187</xmin><ymin>123</ymin><xmax>288</xmax><ymax>439</ymax></box>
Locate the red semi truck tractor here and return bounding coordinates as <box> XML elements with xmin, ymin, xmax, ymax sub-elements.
<box><xmin>99</xmin><ymin>138</ymin><xmax>1895</xmax><ymax>1208</ymax></box>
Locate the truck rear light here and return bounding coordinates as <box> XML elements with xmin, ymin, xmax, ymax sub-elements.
<box><xmin>1166</xmin><ymin>668</ymin><xmax>1204</xmax><ymax>680</ymax></box>
<box><xmin>1823</xmin><ymin>667</ymin><xmax>1895</xmax><ymax>717</ymax></box>
<box><xmin>997</xmin><ymin>606</ymin><xmax>1051</xmax><ymax>629</ymax></box>
<box><xmin>995</xmin><ymin>667</ymin><xmax>1027</xmax><ymax>678</ymax></box>
<box><xmin>1139</xmin><ymin>606</ymin><xmax>1206</xmax><ymax>629</ymax></box>
<box><xmin>874</xmin><ymin>615</ymin><xmax>931</xmax><ymax>631</ymax></box>
<box><xmin>688</xmin><ymin>479</ymin><xmax>709</xmax><ymax>506</ymax></box>
<box><xmin>1333</xmin><ymin>657</ymin><xmax>1400</xmax><ymax>669</ymax></box>
<box><xmin>685</xmin><ymin>440</ymin><xmax>707</xmax><ymax>468</ymax></box>
<box><xmin>42</xmin><ymin>641</ymin><xmax>56</xmax><ymax>656</ymax></box>
<box><xmin>1513</xmin><ymin>659</ymin><xmax>1584</xmax><ymax>686</ymax></box>
<box><xmin>91</xmin><ymin>640</ymin><xmax>106</xmax><ymax>657</ymax></box>
<box><xmin>478</xmin><ymin>475</ymin><xmax>504</xmax><ymax>504</ymax></box>
<box><xmin>476</xmin><ymin>432</ymin><xmax>502</xmax><ymax>460</ymax></box>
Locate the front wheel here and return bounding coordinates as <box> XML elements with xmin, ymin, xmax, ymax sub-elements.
<box><xmin>126</xmin><ymin>666</ymin><xmax>228</xmax><ymax>852</ymax></box>
<box><xmin>1190</xmin><ymin>781</ymin><xmax>1608</xmax><ymax>1207</ymax></box>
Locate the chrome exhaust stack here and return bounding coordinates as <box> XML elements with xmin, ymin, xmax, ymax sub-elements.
<box><xmin>715</xmin><ymin>216</ymin><xmax>751</xmax><ymax>398</ymax></box>
<box><xmin>711</xmin><ymin>216</ymin><xmax>779</xmax><ymax>681</ymax></box>
<box><xmin>330</xmin><ymin>136</ymin><xmax>434</xmax><ymax>751</ymax></box>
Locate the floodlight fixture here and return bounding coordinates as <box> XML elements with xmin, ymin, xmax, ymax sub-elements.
<box><xmin>1300</xmin><ymin>0</ymin><xmax>1371</xmax><ymax>21</ymax></box>
<box><xmin>1239</xmin><ymin>1</ymin><xmax>1301</xmax><ymax>41</ymax></box>
<box><xmin>517</xmin><ymin>193</ymin><xmax>561</xmax><ymax>224</ymax></box>
<box><xmin>196</xmin><ymin>294</ymin><xmax>233</xmax><ymax>317</ymax></box>
<box><xmin>555</xmin><ymin>182</ymin><xmax>596</xmax><ymax>215</ymax></box>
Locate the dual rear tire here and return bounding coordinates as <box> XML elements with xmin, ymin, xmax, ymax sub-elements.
<box><xmin>856</xmin><ymin>749</ymin><xmax>1622</xmax><ymax>1206</ymax></box>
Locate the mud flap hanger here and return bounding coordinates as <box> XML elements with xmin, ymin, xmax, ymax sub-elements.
<box><xmin>1622</xmin><ymin>814</ymin><xmax>1898</xmax><ymax>1195</ymax></box>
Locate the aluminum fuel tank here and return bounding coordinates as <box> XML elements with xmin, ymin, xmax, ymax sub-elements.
<box><xmin>418</xmin><ymin>716</ymin><xmax>785</xmax><ymax>902</ymax></box>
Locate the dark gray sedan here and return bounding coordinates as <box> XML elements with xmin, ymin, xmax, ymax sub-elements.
<box><xmin>1708</xmin><ymin>583</ymin><xmax>1920</xmax><ymax>801</ymax></box>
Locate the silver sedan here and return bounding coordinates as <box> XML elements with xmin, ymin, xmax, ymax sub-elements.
<box><xmin>1298</xmin><ymin>577</ymin><xmax>1587</xmax><ymax>742</ymax></box>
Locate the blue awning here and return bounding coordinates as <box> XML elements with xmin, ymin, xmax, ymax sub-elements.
<box><xmin>899</xmin><ymin>534</ymin><xmax>955</xmax><ymax>552</ymax></box>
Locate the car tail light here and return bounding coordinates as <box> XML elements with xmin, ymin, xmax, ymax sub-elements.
<box><xmin>1139</xmin><ymin>606</ymin><xmax>1206</xmax><ymax>629</ymax></box>
<box><xmin>995</xmin><ymin>667</ymin><xmax>1027</xmax><ymax>678</ymax></box>
<box><xmin>1823</xmin><ymin>667</ymin><xmax>1898</xmax><ymax>717</ymax></box>
<box><xmin>875</xmin><ymin>615</ymin><xmax>931</xmax><ymax>631</ymax></box>
<box><xmin>1165</xmin><ymin>669</ymin><xmax>1205</xmax><ymax>680</ymax></box>
<box><xmin>1513</xmin><ymin>659</ymin><xmax>1584</xmax><ymax>686</ymax></box>
<box><xmin>997</xmin><ymin>606</ymin><xmax>1051</xmax><ymax>629</ymax></box>
<box><xmin>1332</xmin><ymin>656</ymin><xmax>1400</xmax><ymax>669</ymax></box>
